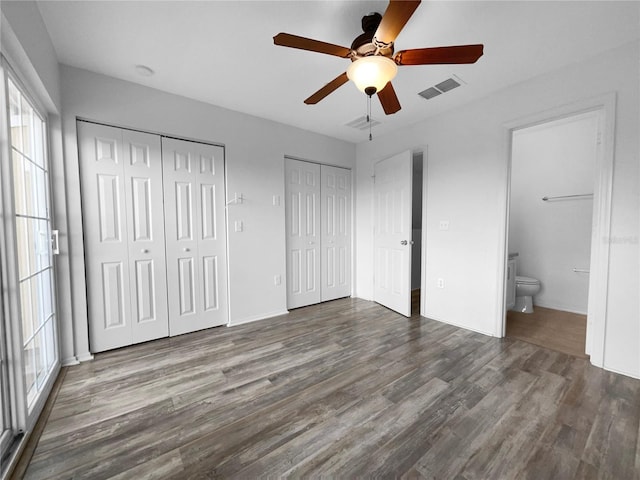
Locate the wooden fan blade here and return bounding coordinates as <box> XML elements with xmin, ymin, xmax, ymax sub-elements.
<box><xmin>274</xmin><ymin>33</ymin><xmax>351</xmax><ymax>58</ymax></box>
<box><xmin>374</xmin><ymin>0</ymin><xmax>421</xmax><ymax>46</ymax></box>
<box><xmin>377</xmin><ymin>82</ymin><xmax>401</xmax><ymax>115</ymax></box>
<box><xmin>395</xmin><ymin>44</ymin><xmax>484</xmax><ymax>65</ymax></box>
<box><xmin>304</xmin><ymin>72</ymin><xmax>349</xmax><ymax>104</ymax></box>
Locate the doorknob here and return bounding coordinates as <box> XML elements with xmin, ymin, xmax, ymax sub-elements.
<box><xmin>141</xmin><ymin>249</ymin><xmax>149</xmax><ymax>254</ymax></box>
<box><xmin>183</xmin><ymin>248</ymin><xmax>190</xmax><ymax>252</ymax></box>
<box><xmin>400</xmin><ymin>240</ymin><xmax>408</xmax><ymax>245</ymax></box>
<box><xmin>308</xmin><ymin>241</ymin><xmax>315</xmax><ymax>245</ymax></box>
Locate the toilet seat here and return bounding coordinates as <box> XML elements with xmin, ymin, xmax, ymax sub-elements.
<box><xmin>516</xmin><ymin>275</ymin><xmax>539</xmax><ymax>285</ymax></box>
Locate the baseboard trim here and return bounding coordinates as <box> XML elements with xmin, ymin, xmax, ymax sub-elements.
<box><xmin>61</xmin><ymin>356</ymin><xmax>80</xmax><ymax>366</ymax></box>
<box><xmin>228</xmin><ymin>310</ymin><xmax>289</xmax><ymax>327</ymax></box>
<box><xmin>76</xmin><ymin>352</ymin><xmax>94</xmax><ymax>363</ymax></box>
<box><xmin>533</xmin><ymin>302</ymin><xmax>587</xmax><ymax>316</ymax></box>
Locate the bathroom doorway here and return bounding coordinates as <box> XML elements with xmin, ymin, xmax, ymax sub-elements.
<box><xmin>411</xmin><ymin>152</ymin><xmax>424</xmax><ymax>315</ymax></box>
<box><xmin>505</xmin><ymin>110</ymin><xmax>601</xmax><ymax>358</ymax></box>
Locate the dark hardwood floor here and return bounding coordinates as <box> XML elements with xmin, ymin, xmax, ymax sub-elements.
<box><xmin>22</xmin><ymin>298</ymin><xmax>640</xmax><ymax>479</ymax></box>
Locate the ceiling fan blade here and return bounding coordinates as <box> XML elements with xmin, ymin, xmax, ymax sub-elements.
<box><xmin>377</xmin><ymin>82</ymin><xmax>401</xmax><ymax>115</ymax></box>
<box><xmin>274</xmin><ymin>33</ymin><xmax>351</xmax><ymax>58</ymax></box>
<box><xmin>374</xmin><ymin>0</ymin><xmax>421</xmax><ymax>46</ymax></box>
<box><xmin>304</xmin><ymin>72</ymin><xmax>349</xmax><ymax>104</ymax></box>
<box><xmin>395</xmin><ymin>44</ymin><xmax>484</xmax><ymax>65</ymax></box>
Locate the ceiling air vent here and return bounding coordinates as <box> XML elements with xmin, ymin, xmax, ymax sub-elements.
<box><xmin>345</xmin><ymin>115</ymin><xmax>381</xmax><ymax>130</ymax></box>
<box><xmin>418</xmin><ymin>87</ymin><xmax>442</xmax><ymax>100</ymax></box>
<box><xmin>419</xmin><ymin>75</ymin><xmax>464</xmax><ymax>100</ymax></box>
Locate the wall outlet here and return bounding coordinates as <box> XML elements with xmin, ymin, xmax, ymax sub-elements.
<box><xmin>274</xmin><ymin>275</ymin><xmax>281</xmax><ymax>286</ymax></box>
<box><xmin>234</xmin><ymin>220</ymin><xmax>243</xmax><ymax>232</ymax></box>
<box><xmin>439</xmin><ymin>220</ymin><xmax>449</xmax><ymax>231</ymax></box>
<box><xmin>273</xmin><ymin>195</ymin><xmax>280</xmax><ymax>206</ymax></box>
<box><xmin>437</xmin><ymin>278</ymin><xmax>445</xmax><ymax>288</ymax></box>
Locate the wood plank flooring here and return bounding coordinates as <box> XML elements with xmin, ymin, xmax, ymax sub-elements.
<box><xmin>22</xmin><ymin>298</ymin><xmax>640</xmax><ymax>479</ymax></box>
<box><xmin>507</xmin><ymin>306</ymin><xmax>588</xmax><ymax>358</ymax></box>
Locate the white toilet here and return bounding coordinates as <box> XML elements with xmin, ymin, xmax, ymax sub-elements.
<box><xmin>514</xmin><ymin>276</ymin><xmax>541</xmax><ymax>313</ymax></box>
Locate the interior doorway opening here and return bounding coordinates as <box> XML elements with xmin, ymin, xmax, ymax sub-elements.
<box><xmin>411</xmin><ymin>152</ymin><xmax>423</xmax><ymax>316</ymax></box>
<box><xmin>505</xmin><ymin>110</ymin><xmax>601</xmax><ymax>358</ymax></box>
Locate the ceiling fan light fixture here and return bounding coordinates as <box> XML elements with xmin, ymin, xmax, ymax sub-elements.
<box><xmin>347</xmin><ymin>55</ymin><xmax>397</xmax><ymax>95</ymax></box>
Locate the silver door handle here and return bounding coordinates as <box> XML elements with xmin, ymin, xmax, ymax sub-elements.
<box><xmin>400</xmin><ymin>240</ymin><xmax>408</xmax><ymax>245</ymax></box>
<box><xmin>141</xmin><ymin>249</ymin><xmax>149</xmax><ymax>254</ymax></box>
<box><xmin>51</xmin><ymin>230</ymin><xmax>60</xmax><ymax>255</ymax></box>
<box><xmin>183</xmin><ymin>248</ymin><xmax>190</xmax><ymax>252</ymax></box>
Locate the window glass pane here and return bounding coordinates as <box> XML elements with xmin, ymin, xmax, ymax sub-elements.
<box><xmin>12</xmin><ymin>150</ymin><xmax>26</xmax><ymax>216</ymax></box>
<box><xmin>19</xmin><ymin>280</ymin><xmax>34</xmax><ymax>342</ymax></box>
<box><xmin>44</xmin><ymin>319</ymin><xmax>56</xmax><ymax>370</ymax></box>
<box><xmin>24</xmin><ymin>339</ymin><xmax>36</xmax><ymax>406</ymax></box>
<box><xmin>34</xmin><ymin>329</ymin><xmax>46</xmax><ymax>389</ymax></box>
<box><xmin>8</xmin><ymin>80</ymin><xmax>22</xmax><ymax>152</ymax></box>
<box><xmin>34</xmin><ymin>167</ymin><xmax>48</xmax><ymax>219</ymax></box>
<box><xmin>36</xmin><ymin>219</ymin><xmax>52</xmax><ymax>272</ymax></box>
<box><xmin>33</xmin><ymin>116</ymin><xmax>45</xmax><ymax>169</ymax></box>
<box><xmin>15</xmin><ymin>217</ymin><xmax>34</xmax><ymax>280</ymax></box>
<box><xmin>35</xmin><ymin>270</ymin><xmax>54</xmax><ymax>330</ymax></box>
<box><xmin>20</xmin><ymin>95</ymin><xmax>34</xmax><ymax>160</ymax></box>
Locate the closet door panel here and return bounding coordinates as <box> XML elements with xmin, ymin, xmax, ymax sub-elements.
<box><xmin>163</xmin><ymin>138</ymin><xmax>200</xmax><ymax>335</ymax></box>
<box><xmin>285</xmin><ymin>159</ymin><xmax>321</xmax><ymax>309</ymax></box>
<box><xmin>78</xmin><ymin>122</ymin><xmax>133</xmax><ymax>352</ymax></box>
<box><xmin>321</xmin><ymin>165</ymin><xmax>351</xmax><ymax>301</ymax></box>
<box><xmin>195</xmin><ymin>143</ymin><xmax>227</xmax><ymax>325</ymax></box>
<box><xmin>163</xmin><ymin>138</ymin><xmax>228</xmax><ymax>335</ymax></box>
<box><xmin>122</xmin><ymin>130</ymin><xmax>168</xmax><ymax>343</ymax></box>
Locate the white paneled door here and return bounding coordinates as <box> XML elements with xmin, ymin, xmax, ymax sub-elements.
<box><xmin>285</xmin><ymin>159</ymin><xmax>322</xmax><ymax>309</ymax></box>
<box><xmin>78</xmin><ymin>122</ymin><xmax>169</xmax><ymax>352</ymax></box>
<box><xmin>373</xmin><ymin>150</ymin><xmax>413</xmax><ymax>317</ymax></box>
<box><xmin>162</xmin><ymin>137</ymin><xmax>228</xmax><ymax>335</ymax></box>
<box><xmin>321</xmin><ymin>165</ymin><xmax>351</xmax><ymax>302</ymax></box>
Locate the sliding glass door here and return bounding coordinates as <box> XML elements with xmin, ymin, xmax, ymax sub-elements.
<box><xmin>8</xmin><ymin>77</ymin><xmax>58</xmax><ymax>410</ymax></box>
<box><xmin>0</xmin><ymin>64</ymin><xmax>60</xmax><ymax>467</ymax></box>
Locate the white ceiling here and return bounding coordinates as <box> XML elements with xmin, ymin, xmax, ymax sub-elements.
<box><xmin>37</xmin><ymin>1</ymin><xmax>639</xmax><ymax>143</ymax></box>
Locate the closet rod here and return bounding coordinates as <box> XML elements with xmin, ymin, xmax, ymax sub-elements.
<box><xmin>542</xmin><ymin>193</ymin><xmax>593</xmax><ymax>201</ymax></box>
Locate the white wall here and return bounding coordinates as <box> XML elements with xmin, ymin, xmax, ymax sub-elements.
<box><xmin>59</xmin><ymin>65</ymin><xmax>355</xmax><ymax>358</ymax></box>
<box><xmin>355</xmin><ymin>40</ymin><xmax>640</xmax><ymax>378</ymax></box>
<box><xmin>510</xmin><ymin>112</ymin><xmax>598</xmax><ymax>314</ymax></box>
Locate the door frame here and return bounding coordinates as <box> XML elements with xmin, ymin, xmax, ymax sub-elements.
<box><xmin>497</xmin><ymin>93</ymin><xmax>616</xmax><ymax>367</ymax></box>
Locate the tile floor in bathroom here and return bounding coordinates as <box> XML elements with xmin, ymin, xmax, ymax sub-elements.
<box><xmin>506</xmin><ymin>306</ymin><xmax>588</xmax><ymax>358</ymax></box>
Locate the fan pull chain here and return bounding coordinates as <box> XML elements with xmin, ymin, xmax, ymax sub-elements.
<box><xmin>367</xmin><ymin>94</ymin><xmax>372</xmax><ymax>141</ymax></box>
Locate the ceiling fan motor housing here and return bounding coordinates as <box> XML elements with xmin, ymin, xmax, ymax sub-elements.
<box><xmin>350</xmin><ymin>12</ymin><xmax>394</xmax><ymax>59</ymax></box>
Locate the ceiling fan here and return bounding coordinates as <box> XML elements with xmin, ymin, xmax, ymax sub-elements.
<box><xmin>273</xmin><ymin>0</ymin><xmax>483</xmax><ymax>115</ymax></box>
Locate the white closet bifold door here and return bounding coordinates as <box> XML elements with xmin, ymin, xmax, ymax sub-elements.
<box><xmin>285</xmin><ymin>159</ymin><xmax>322</xmax><ymax>309</ymax></box>
<box><xmin>78</xmin><ymin>122</ymin><xmax>169</xmax><ymax>352</ymax></box>
<box><xmin>162</xmin><ymin>137</ymin><xmax>228</xmax><ymax>335</ymax></box>
<box><xmin>320</xmin><ymin>165</ymin><xmax>351</xmax><ymax>302</ymax></box>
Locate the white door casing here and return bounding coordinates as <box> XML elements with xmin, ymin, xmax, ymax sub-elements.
<box><xmin>373</xmin><ymin>150</ymin><xmax>413</xmax><ymax>317</ymax></box>
<box><xmin>320</xmin><ymin>165</ymin><xmax>351</xmax><ymax>302</ymax></box>
<box><xmin>285</xmin><ymin>159</ymin><xmax>321</xmax><ymax>309</ymax></box>
<box><xmin>78</xmin><ymin>122</ymin><xmax>168</xmax><ymax>352</ymax></box>
<box><xmin>162</xmin><ymin>137</ymin><xmax>228</xmax><ymax>335</ymax></box>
